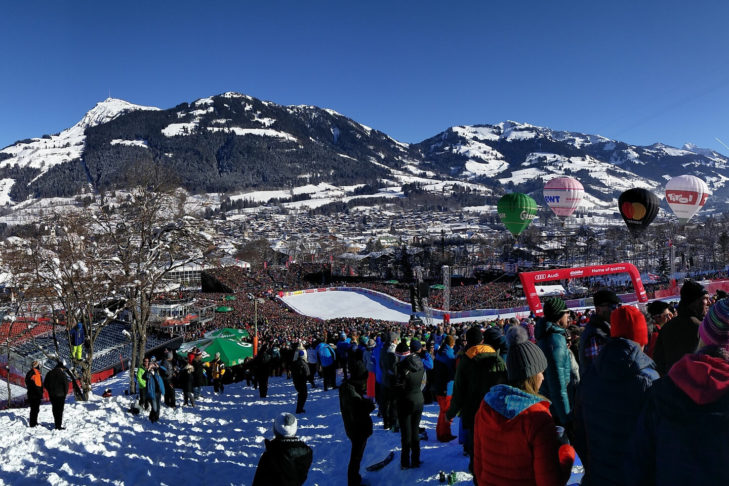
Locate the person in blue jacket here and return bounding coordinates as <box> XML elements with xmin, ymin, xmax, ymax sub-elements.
<box><xmin>143</xmin><ymin>357</ymin><xmax>165</xmax><ymax>423</ymax></box>
<box><xmin>574</xmin><ymin>305</ymin><xmax>659</xmax><ymax>486</ymax></box>
<box><xmin>336</xmin><ymin>332</ymin><xmax>352</xmax><ymax>381</ymax></box>
<box><xmin>625</xmin><ymin>298</ymin><xmax>729</xmax><ymax>486</ymax></box>
<box><xmin>535</xmin><ymin>297</ymin><xmax>573</xmax><ymax>428</ymax></box>
<box><xmin>69</xmin><ymin>321</ymin><xmax>85</xmax><ymax>362</ymax></box>
<box><xmin>316</xmin><ymin>338</ymin><xmax>337</xmax><ymax>390</ymax></box>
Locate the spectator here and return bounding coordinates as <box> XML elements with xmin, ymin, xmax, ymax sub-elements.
<box><xmin>25</xmin><ymin>360</ymin><xmax>43</xmax><ymax>427</ymax></box>
<box><xmin>252</xmin><ymin>412</ymin><xmax>313</xmax><ymax>486</ymax></box>
<box><xmin>447</xmin><ymin>325</ymin><xmax>507</xmax><ymax>475</ymax></box>
<box><xmin>579</xmin><ymin>289</ymin><xmax>620</xmax><ymax>375</ymax></box>
<box><xmin>44</xmin><ymin>360</ymin><xmax>70</xmax><ymax>430</ymax></box>
<box><xmin>653</xmin><ymin>279</ymin><xmax>710</xmax><ymax>375</ymax></box>
<box><xmin>625</xmin><ymin>298</ymin><xmax>729</xmax><ymax>485</ymax></box>
<box><xmin>394</xmin><ymin>339</ymin><xmax>425</xmax><ymax>469</ymax></box>
<box><xmin>432</xmin><ymin>335</ymin><xmax>457</xmax><ymax>442</ymax></box>
<box><xmin>291</xmin><ymin>349</ymin><xmax>310</xmax><ymax>414</ymax></box>
<box><xmin>536</xmin><ymin>297</ymin><xmax>573</xmax><ymax>430</ymax></box>
<box><xmin>574</xmin><ymin>305</ymin><xmax>659</xmax><ymax>485</ymax></box>
<box><xmin>474</xmin><ymin>325</ymin><xmax>575</xmax><ymax>486</ymax></box>
<box><xmin>339</xmin><ymin>357</ymin><xmax>375</xmax><ymax>485</ymax></box>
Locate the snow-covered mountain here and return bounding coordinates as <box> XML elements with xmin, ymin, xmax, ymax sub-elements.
<box><xmin>0</xmin><ymin>94</ymin><xmax>727</xmax><ymax>215</ymax></box>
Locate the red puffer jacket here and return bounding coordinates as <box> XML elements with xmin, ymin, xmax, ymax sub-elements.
<box><xmin>474</xmin><ymin>384</ymin><xmax>575</xmax><ymax>486</ymax></box>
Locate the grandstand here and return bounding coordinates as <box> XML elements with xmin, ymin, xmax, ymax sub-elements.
<box><xmin>2</xmin><ymin>321</ymin><xmax>182</xmax><ymax>403</ymax></box>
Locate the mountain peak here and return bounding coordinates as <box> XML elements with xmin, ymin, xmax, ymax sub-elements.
<box><xmin>78</xmin><ymin>98</ymin><xmax>160</xmax><ymax>130</ymax></box>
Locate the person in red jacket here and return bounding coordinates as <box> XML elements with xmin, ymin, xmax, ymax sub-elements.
<box><xmin>474</xmin><ymin>326</ymin><xmax>575</xmax><ymax>486</ymax></box>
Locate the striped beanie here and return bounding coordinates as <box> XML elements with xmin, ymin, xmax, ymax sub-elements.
<box><xmin>700</xmin><ymin>298</ymin><xmax>729</xmax><ymax>350</ymax></box>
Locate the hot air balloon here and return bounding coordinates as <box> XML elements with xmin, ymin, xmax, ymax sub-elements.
<box><xmin>543</xmin><ymin>176</ymin><xmax>585</xmax><ymax>218</ymax></box>
<box><xmin>497</xmin><ymin>193</ymin><xmax>538</xmax><ymax>237</ymax></box>
<box><xmin>665</xmin><ymin>175</ymin><xmax>710</xmax><ymax>224</ymax></box>
<box><xmin>618</xmin><ymin>188</ymin><xmax>660</xmax><ymax>237</ymax></box>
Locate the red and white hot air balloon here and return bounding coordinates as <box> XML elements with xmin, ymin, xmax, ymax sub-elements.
<box><xmin>665</xmin><ymin>175</ymin><xmax>710</xmax><ymax>224</ymax></box>
<box><xmin>543</xmin><ymin>176</ymin><xmax>584</xmax><ymax>218</ymax></box>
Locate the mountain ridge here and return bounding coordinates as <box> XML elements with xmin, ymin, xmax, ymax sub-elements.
<box><xmin>0</xmin><ymin>92</ymin><xmax>726</xmax><ymax>215</ymax></box>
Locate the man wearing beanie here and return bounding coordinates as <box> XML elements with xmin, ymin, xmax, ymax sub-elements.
<box><xmin>535</xmin><ymin>297</ymin><xmax>573</xmax><ymax>428</ymax></box>
<box><xmin>653</xmin><ymin>279</ymin><xmax>710</xmax><ymax>375</ymax></box>
<box><xmin>574</xmin><ymin>305</ymin><xmax>659</xmax><ymax>486</ymax></box>
<box><xmin>252</xmin><ymin>412</ymin><xmax>313</xmax><ymax>486</ymax></box>
<box><xmin>395</xmin><ymin>336</ymin><xmax>426</xmax><ymax>469</ymax></box>
<box><xmin>579</xmin><ymin>289</ymin><xmax>620</xmax><ymax>375</ymax></box>
<box><xmin>625</xmin><ymin>298</ymin><xmax>729</xmax><ymax>485</ymax></box>
<box><xmin>473</xmin><ymin>326</ymin><xmax>575</xmax><ymax>486</ymax></box>
<box><xmin>447</xmin><ymin>325</ymin><xmax>507</xmax><ymax>475</ymax></box>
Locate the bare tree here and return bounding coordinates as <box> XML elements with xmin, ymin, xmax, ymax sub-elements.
<box><xmin>92</xmin><ymin>164</ymin><xmax>210</xmax><ymax>393</ymax></box>
<box><xmin>1</xmin><ymin>214</ymin><xmax>127</xmax><ymax>400</ymax></box>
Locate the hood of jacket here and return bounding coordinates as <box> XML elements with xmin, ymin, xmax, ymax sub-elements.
<box><xmin>465</xmin><ymin>343</ymin><xmax>497</xmax><ymax>360</ymax></box>
<box><xmin>398</xmin><ymin>353</ymin><xmax>423</xmax><ymax>373</ymax></box>
<box><xmin>534</xmin><ymin>317</ymin><xmax>566</xmax><ymax>341</ymax></box>
<box><xmin>668</xmin><ymin>353</ymin><xmax>729</xmax><ymax>405</ymax></box>
<box><xmin>483</xmin><ymin>384</ymin><xmax>549</xmax><ymax>420</ymax></box>
<box><xmin>593</xmin><ymin>337</ymin><xmax>657</xmax><ymax>381</ymax></box>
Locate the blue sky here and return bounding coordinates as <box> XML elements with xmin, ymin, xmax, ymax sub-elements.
<box><xmin>2</xmin><ymin>1</ymin><xmax>728</xmax><ymax>154</ymax></box>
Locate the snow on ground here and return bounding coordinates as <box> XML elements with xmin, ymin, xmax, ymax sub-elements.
<box><xmin>0</xmin><ymin>370</ymin><xmax>583</xmax><ymax>486</ymax></box>
<box><xmin>281</xmin><ymin>289</ymin><xmax>523</xmax><ymax>323</ymax></box>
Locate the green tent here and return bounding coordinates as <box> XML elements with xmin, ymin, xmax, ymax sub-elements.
<box><xmin>215</xmin><ymin>306</ymin><xmax>234</xmax><ymax>313</ymax></box>
<box><xmin>430</xmin><ymin>284</ymin><xmax>445</xmax><ymax>290</ymax></box>
<box><xmin>384</xmin><ymin>280</ymin><xmax>399</xmax><ymax>284</ymax></box>
<box><xmin>205</xmin><ymin>327</ymin><xmax>250</xmax><ymax>340</ymax></box>
<box><xmin>177</xmin><ymin>338</ymin><xmax>254</xmax><ymax>367</ymax></box>
<box><xmin>223</xmin><ymin>295</ymin><xmax>237</xmax><ymax>301</ymax></box>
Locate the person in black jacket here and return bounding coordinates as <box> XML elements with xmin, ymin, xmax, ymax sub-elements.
<box><xmin>394</xmin><ymin>339</ymin><xmax>425</xmax><ymax>469</ymax></box>
<box><xmin>44</xmin><ymin>360</ymin><xmax>70</xmax><ymax>430</ymax></box>
<box><xmin>291</xmin><ymin>348</ymin><xmax>310</xmax><ymax>414</ymax></box>
<box><xmin>252</xmin><ymin>412</ymin><xmax>313</xmax><ymax>486</ymax></box>
<box><xmin>625</xmin><ymin>299</ymin><xmax>729</xmax><ymax>485</ymax></box>
<box><xmin>574</xmin><ymin>305</ymin><xmax>659</xmax><ymax>486</ymax></box>
<box><xmin>339</xmin><ymin>357</ymin><xmax>375</xmax><ymax>486</ymax></box>
<box><xmin>255</xmin><ymin>343</ymin><xmax>273</xmax><ymax>398</ymax></box>
<box><xmin>192</xmin><ymin>353</ymin><xmax>206</xmax><ymax>402</ymax></box>
<box><xmin>25</xmin><ymin>360</ymin><xmax>43</xmax><ymax>427</ymax></box>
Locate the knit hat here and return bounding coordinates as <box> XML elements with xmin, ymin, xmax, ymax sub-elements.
<box><xmin>359</xmin><ymin>336</ymin><xmax>369</xmax><ymax>346</ymax></box>
<box><xmin>366</xmin><ymin>338</ymin><xmax>376</xmax><ymax>349</ymax></box>
<box><xmin>543</xmin><ymin>297</ymin><xmax>568</xmax><ymax>321</ymax></box>
<box><xmin>466</xmin><ymin>326</ymin><xmax>484</xmax><ymax>347</ymax></box>
<box><xmin>389</xmin><ymin>331</ymin><xmax>400</xmax><ymax>343</ymax></box>
<box><xmin>700</xmin><ymin>298</ymin><xmax>729</xmax><ymax>350</ymax></box>
<box><xmin>395</xmin><ymin>341</ymin><xmax>410</xmax><ymax>356</ymax></box>
<box><xmin>31</xmin><ymin>360</ymin><xmax>40</xmax><ymax>368</ymax></box>
<box><xmin>505</xmin><ymin>326</ymin><xmax>548</xmax><ymax>383</ymax></box>
<box><xmin>593</xmin><ymin>289</ymin><xmax>620</xmax><ymax>307</ymax></box>
<box><xmin>274</xmin><ymin>412</ymin><xmax>298</xmax><ymax>437</ymax></box>
<box><xmin>215</xmin><ymin>352</ymin><xmax>220</xmax><ymax>359</ymax></box>
<box><xmin>680</xmin><ymin>279</ymin><xmax>708</xmax><ymax>304</ymax></box>
<box><xmin>410</xmin><ymin>339</ymin><xmax>422</xmax><ymax>353</ymax></box>
<box><xmin>610</xmin><ymin>305</ymin><xmax>648</xmax><ymax>346</ymax></box>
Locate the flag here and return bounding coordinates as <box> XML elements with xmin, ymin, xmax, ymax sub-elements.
<box><xmin>648</xmin><ymin>273</ymin><xmax>660</xmax><ymax>281</ymax></box>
